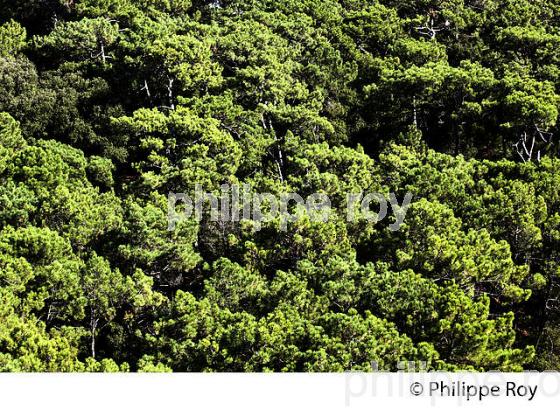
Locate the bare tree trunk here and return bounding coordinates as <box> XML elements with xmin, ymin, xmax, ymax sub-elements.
<box><xmin>100</xmin><ymin>42</ymin><xmax>106</xmax><ymax>65</ymax></box>
<box><xmin>90</xmin><ymin>309</ymin><xmax>98</xmax><ymax>359</ymax></box>
<box><xmin>412</xmin><ymin>96</ymin><xmax>418</xmax><ymax>128</ymax></box>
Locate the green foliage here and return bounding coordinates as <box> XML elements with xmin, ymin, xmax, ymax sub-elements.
<box><xmin>142</xmin><ymin>291</ymin><xmax>444</xmax><ymax>371</ymax></box>
<box><xmin>0</xmin><ymin>20</ymin><xmax>26</xmax><ymax>56</ymax></box>
<box><xmin>2</xmin><ymin>0</ymin><xmax>560</xmax><ymax>372</ymax></box>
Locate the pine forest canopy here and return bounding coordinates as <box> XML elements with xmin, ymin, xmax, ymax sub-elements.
<box><xmin>1</xmin><ymin>0</ymin><xmax>560</xmax><ymax>371</ymax></box>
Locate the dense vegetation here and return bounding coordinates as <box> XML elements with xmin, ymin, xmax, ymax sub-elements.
<box><xmin>1</xmin><ymin>0</ymin><xmax>560</xmax><ymax>372</ymax></box>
